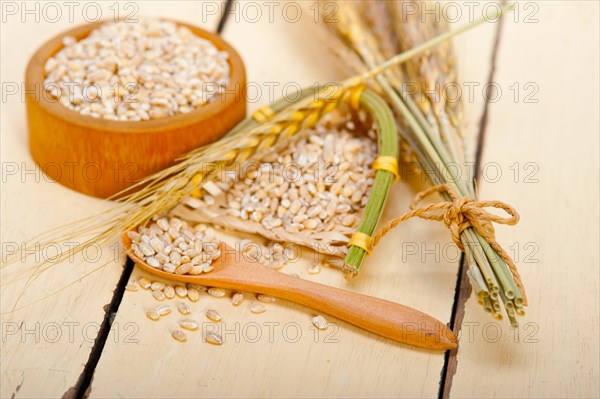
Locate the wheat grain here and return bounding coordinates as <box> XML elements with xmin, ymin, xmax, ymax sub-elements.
<box><xmin>178</xmin><ymin>319</ymin><xmax>199</xmax><ymax>331</ymax></box>
<box><xmin>312</xmin><ymin>315</ymin><xmax>328</xmax><ymax>330</ymax></box>
<box><xmin>250</xmin><ymin>303</ymin><xmax>266</xmax><ymax>314</ymax></box>
<box><xmin>187</xmin><ymin>288</ymin><xmax>200</xmax><ymax>302</ymax></box>
<box><xmin>231</xmin><ymin>292</ymin><xmax>244</xmax><ymax>306</ymax></box>
<box><xmin>163</xmin><ymin>285</ymin><xmax>175</xmax><ymax>299</ymax></box>
<box><xmin>205</xmin><ymin>309</ymin><xmax>222</xmax><ymax>322</ymax></box>
<box><xmin>177</xmin><ymin>302</ymin><xmax>191</xmax><ymax>315</ymax></box>
<box><xmin>125</xmin><ymin>282</ymin><xmax>138</xmax><ymax>292</ymax></box>
<box><xmin>175</xmin><ymin>285</ymin><xmax>187</xmax><ymax>298</ymax></box>
<box><xmin>152</xmin><ymin>290</ymin><xmax>166</xmax><ymax>302</ymax></box>
<box><xmin>138</xmin><ymin>277</ymin><xmax>151</xmax><ymax>289</ymax></box>
<box><xmin>256</xmin><ymin>295</ymin><xmax>276</xmax><ymax>304</ymax></box>
<box><xmin>308</xmin><ymin>263</ymin><xmax>321</xmax><ymax>275</ymax></box>
<box><xmin>171</xmin><ymin>330</ymin><xmax>187</xmax><ymax>342</ymax></box>
<box><xmin>156</xmin><ymin>304</ymin><xmax>172</xmax><ymax>316</ymax></box>
<box><xmin>146</xmin><ymin>309</ymin><xmax>160</xmax><ymax>321</ymax></box>
<box><xmin>150</xmin><ymin>282</ymin><xmax>165</xmax><ymax>291</ymax></box>
<box><xmin>204</xmin><ymin>332</ymin><xmax>223</xmax><ymax>345</ymax></box>
<box><xmin>207</xmin><ymin>288</ymin><xmax>226</xmax><ymax>298</ymax></box>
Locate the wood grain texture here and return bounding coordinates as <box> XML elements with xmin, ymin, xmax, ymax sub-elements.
<box><xmin>0</xmin><ymin>2</ymin><xmax>223</xmax><ymax>398</ymax></box>
<box><xmin>89</xmin><ymin>9</ymin><xmax>496</xmax><ymax>398</ymax></box>
<box><xmin>26</xmin><ymin>20</ymin><xmax>246</xmax><ymax>198</ymax></box>
<box><xmin>450</xmin><ymin>2</ymin><xmax>600</xmax><ymax>398</ymax></box>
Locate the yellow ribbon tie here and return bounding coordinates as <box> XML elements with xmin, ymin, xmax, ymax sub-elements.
<box><xmin>348</xmin><ymin>231</ymin><xmax>373</xmax><ymax>254</ymax></box>
<box><xmin>373</xmin><ymin>156</ymin><xmax>399</xmax><ymax>181</ymax></box>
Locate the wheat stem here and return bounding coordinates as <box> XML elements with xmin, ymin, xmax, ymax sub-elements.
<box><xmin>344</xmin><ymin>90</ymin><xmax>398</xmax><ymax>273</ymax></box>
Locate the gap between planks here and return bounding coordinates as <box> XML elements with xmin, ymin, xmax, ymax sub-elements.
<box><xmin>63</xmin><ymin>260</ymin><xmax>134</xmax><ymax>399</ymax></box>
<box><xmin>438</xmin><ymin>13</ymin><xmax>507</xmax><ymax>399</ymax></box>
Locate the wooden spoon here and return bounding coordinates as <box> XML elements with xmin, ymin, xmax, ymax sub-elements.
<box><xmin>122</xmin><ymin>234</ymin><xmax>457</xmax><ymax>350</ymax></box>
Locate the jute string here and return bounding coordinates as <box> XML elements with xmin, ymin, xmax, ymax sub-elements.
<box><xmin>372</xmin><ymin>184</ymin><xmax>526</xmax><ymax>303</ymax></box>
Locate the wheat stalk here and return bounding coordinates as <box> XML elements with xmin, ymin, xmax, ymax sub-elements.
<box><xmin>1</xmin><ymin>85</ymin><xmax>357</xmax><ymax>284</ymax></box>
<box><xmin>388</xmin><ymin>0</ymin><xmax>467</xmax><ymax>165</ymax></box>
<box><xmin>316</xmin><ymin>1</ymin><xmax>524</xmax><ymax>324</ymax></box>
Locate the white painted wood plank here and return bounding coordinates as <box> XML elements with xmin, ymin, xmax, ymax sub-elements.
<box><xmin>0</xmin><ymin>2</ymin><xmax>222</xmax><ymax>398</ymax></box>
<box><xmin>450</xmin><ymin>2</ymin><xmax>600</xmax><ymax>398</ymax></box>
<box><xmin>90</xmin><ymin>6</ymin><xmax>498</xmax><ymax>398</ymax></box>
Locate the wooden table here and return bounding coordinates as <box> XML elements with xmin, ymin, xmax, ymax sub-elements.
<box><xmin>1</xmin><ymin>1</ymin><xmax>598</xmax><ymax>398</ymax></box>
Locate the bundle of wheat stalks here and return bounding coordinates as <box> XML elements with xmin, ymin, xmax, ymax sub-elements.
<box><xmin>313</xmin><ymin>0</ymin><xmax>526</xmax><ymax>324</ymax></box>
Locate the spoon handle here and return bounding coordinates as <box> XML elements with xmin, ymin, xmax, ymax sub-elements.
<box><xmin>266</xmin><ymin>275</ymin><xmax>455</xmax><ymax>350</ymax></box>
<box><xmin>203</xmin><ymin>263</ymin><xmax>457</xmax><ymax>351</ymax></box>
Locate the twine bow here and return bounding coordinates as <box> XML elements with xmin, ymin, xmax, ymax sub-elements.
<box><xmin>372</xmin><ymin>184</ymin><xmax>526</xmax><ymax>301</ymax></box>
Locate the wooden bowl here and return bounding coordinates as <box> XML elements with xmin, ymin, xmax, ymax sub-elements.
<box><xmin>25</xmin><ymin>20</ymin><xmax>246</xmax><ymax>198</ymax></box>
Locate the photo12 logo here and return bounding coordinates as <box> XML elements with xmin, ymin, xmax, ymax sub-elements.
<box><xmin>200</xmin><ymin>1</ymin><xmax>339</xmax><ymax>24</ymax></box>
<box><xmin>1</xmin><ymin>321</ymin><xmax>139</xmax><ymax>344</ymax></box>
<box><xmin>458</xmin><ymin>321</ymin><xmax>540</xmax><ymax>344</ymax></box>
<box><xmin>397</xmin><ymin>1</ymin><xmax>540</xmax><ymax>24</ymax></box>
<box><xmin>1</xmin><ymin>1</ymin><xmax>140</xmax><ymax>24</ymax></box>
<box><xmin>199</xmin><ymin>321</ymin><xmax>340</xmax><ymax>344</ymax></box>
